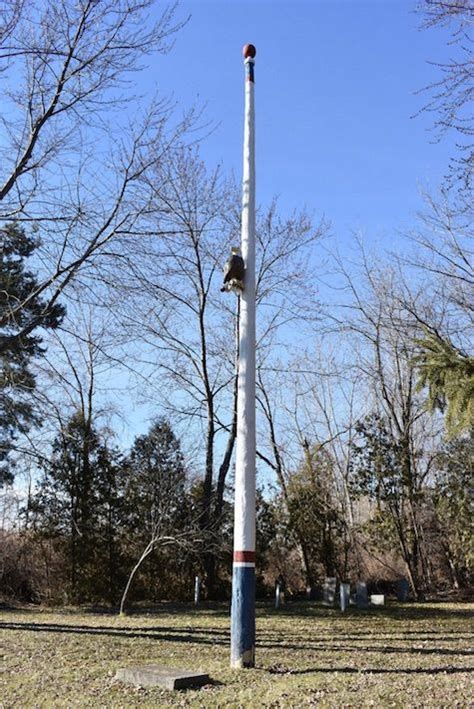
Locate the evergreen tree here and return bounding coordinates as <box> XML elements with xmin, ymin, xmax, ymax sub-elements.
<box><xmin>94</xmin><ymin>443</ymin><xmax>128</xmax><ymax>603</ymax></box>
<box><xmin>413</xmin><ymin>332</ymin><xmax>474</xmax><ymax>438</ymax></box>
<box><xmin>433</xmin><ymin>433</ymin><xmax>474</xmax><ymax>588</ymax></box>
<box><xmin>121</xmin><ymin>419</ymin><xmax>191</xmax><ymax>602</ymax></box>
<box><xmin>255</xmin><ymin>488</ymin><xmax>279</xmax><ymax>593</ymax></box>
<box><xmin>286</xmin><ymin>444</ymin><xmax>344</xmax><ymax>581</ymax></box>
<box><xmin>0</xmin><ymin>223</ymin><xmax>64</xmax><ymax>484</ymax></box>
<box><xmin>350</xmin><ymin>413</ymin><xmax>429</xmax><ymax>598</ymax></box>
<box><xmin>32</xmin><ymin>413</ymin><xmax>119</xmax><ymax>602</ymax></box>
<box><xmin>125</xmin><ymin>419</ymin><xmax>188</xmax><ymax>537</ymax></box>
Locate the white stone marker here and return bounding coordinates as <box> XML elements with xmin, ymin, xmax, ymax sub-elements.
<box><xmin>275</xmin><ymin>582</ymin><xmax>281</xmax><ymax>609</ymax></box>
<box><xmin>340</xmin><ymin>583</ymin><xmax>350</xmax><ymax>612</ymax></box>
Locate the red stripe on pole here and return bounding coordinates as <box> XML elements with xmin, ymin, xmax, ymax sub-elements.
<box><xmin>234</xmin><ymin>551</ymin><xmax>256</xmax><ymax>563</ymax></box>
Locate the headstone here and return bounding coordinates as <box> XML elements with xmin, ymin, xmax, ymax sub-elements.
<box><xmin>275</xmin><ymin>575</ymin><xmax>285</xmax><ymax>608</ymax></box>
<box><xmin>340</xmin><ymin>582</ymin><xmax>350</xmax><ymax>612</ymax></box>
<box><xmin>323</xmin><ymin>577</ymin><xmax>337</xmax><ymax>606</ymax></box>
<box><xmin>395</xmin><ymin>577</ymin><xmax>409</xmax><ymax>602</ymax></box>
<box><xmin>194</xmin><ymin>576</ymin><xmax>200</xmax><ymax>606</ymax></box>
<box><xmin>313</xmin><ymin>585</ymin><xmax>323</xmax><ymax>602</ymax></box>
<box><xmin>115</xmin><ymin>665</ymin><xmax>210</xmax><ymax>690</ymax></box>
<box><xmin>370</xmin><ymin>594</ymin><xmax>385</xmax><ymax>606</ymax></box>
<box><xmin>356</xmin><ymin>581</ymin><xmax>368</xmax><ymax>609</ymax></box>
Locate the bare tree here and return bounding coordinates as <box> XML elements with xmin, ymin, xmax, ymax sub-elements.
<box><xmin>418</xmin><ymin>0</ymin><xmax>473</xmax><ymax>195</ymax></box>
<box><xmin>102</xmin><ymin>147</ymin><xmax>325</xmax><ymax>594</ymax></box>
<box><xmin>0</xmin><ymin>0</ymin><xmax>23</xmax><ymax>49</ymax></box>
<box><xmin>394</xmin><ymin>189</ymin><xmax>474</xmax><ymax>435</ymax></box>
<box><xmin>324</xmin><ymin>242</ymin><xmax>443</xmax><ymax>597</ymax></box>
<box><xmin>0</xmin><ymin>0</ymin><xmax>192</xmax><ymax>351</ymax></box>
<box><xmin>256</xmin><ymin>345</ymin><xmax>360</xmax><ymax>586</ymax></box>
<box><xmin>405</xmin><ymin>193</ymin><xmax>473</xmax><ymax>336</ymax></box>
<box><xmin>23</xmin><ymin>304</ymin><xmax>121</xmax><ymax>453</ymax></box>
<box><xmin>402</xmin><ymin>1</ymin><xmax>474</xmax><ymax>437</ymax></box>
<box><xmin>119</xmin><ymin>527</ymin><xmax>202</xmax><ymax>615</ymax></box>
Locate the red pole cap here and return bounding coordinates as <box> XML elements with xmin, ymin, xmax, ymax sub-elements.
<box><xmin>242</xmin><ymin>44</ymin><xmax>256</xmax><ymax>59</ymax></box>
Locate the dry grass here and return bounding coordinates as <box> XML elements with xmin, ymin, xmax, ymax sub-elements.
<box><xmin>1</xmin><ymin>601</ymin><xmax>473</xmax><ymax>707</ymax></box>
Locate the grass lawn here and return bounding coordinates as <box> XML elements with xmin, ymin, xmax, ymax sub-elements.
<box><xmin>1</xmin><ymin>601</ymin><xmax>473</xmax><ymax>707</ymax></box>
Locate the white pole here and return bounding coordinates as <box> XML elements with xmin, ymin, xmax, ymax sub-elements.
<box><xmin>230</xmin><ymin>43</ymin><xmax>257</xmax><ymax>669</ymax></box>
<box><xmin>194</xmin><ymin>576</ymin><xmax>200</xmax><ymax>606</ymax></box>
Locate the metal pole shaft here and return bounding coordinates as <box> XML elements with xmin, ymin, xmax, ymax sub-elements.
<box><xmin>231</xmin><ymin>43</ymin><xmax>256</xmax><ymax>669</ymax></box>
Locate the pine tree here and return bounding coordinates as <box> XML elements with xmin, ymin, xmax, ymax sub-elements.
<box><xmin>120</xmin><ymin>419</ymin><xmax>192</xmax><ymax>604</ymax></box>
<box><xmin>413</xmin><ymin>332</ymin><xmax>474</xmax><ymax>438</ymax></box>
<box><xmin>350</xmin><ymin>413</ymin><xmax>429</xmax><ymax>598</ymax></box>
<box><xmin>0</xmin><ymin>223</ymin><xmax>64</xmax><ymax>484</ymax></box>
<box><xmin>124</xmin><ymin>419</ymin><xmax>188</xmax><ymax>536</ymax></box>
<box><xmin>434</xmin><ymin>433</ymin><xmax>474</xmax><ymax>588</ymax></box>
<box><xmin>286</xmin><ymin>444</ymin><xmax>344</xmax><ymax>581</ymax></box>
<box><xmin>32</xmin><ymin>413</ymin><xmax>114</xmax><ymax>602</ymax></box>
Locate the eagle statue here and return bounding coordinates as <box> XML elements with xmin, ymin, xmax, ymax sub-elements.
<box><xmin>221</xmin><ymin>246</ymin><xmax>245</xmax><ymax>293</ymax></box>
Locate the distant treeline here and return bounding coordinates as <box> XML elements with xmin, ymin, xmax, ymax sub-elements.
<box><xmin>1</xmin><ymin>413</ymin><xmax>472</xmax><ymax>606</ymax></box>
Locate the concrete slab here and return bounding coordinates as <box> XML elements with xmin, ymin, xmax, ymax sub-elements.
<box><xmin>115</xmin><ymin>665</ymin><xmax>210</xmax><ymax>690</ymax></box>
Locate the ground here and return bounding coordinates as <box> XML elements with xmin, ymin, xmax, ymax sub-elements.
<box><xmin>1</xmin><ymin>601</ymin><xmax>473</xmax><ymax>707</ymax></box>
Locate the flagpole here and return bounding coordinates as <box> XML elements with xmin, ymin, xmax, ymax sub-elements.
<box><xmin>231</xmin><ymin>42</ymin><xmax>257</xmax><ymax>670</ymax></box>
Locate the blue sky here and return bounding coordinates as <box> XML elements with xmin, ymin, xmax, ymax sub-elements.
<box><xmin>146</xmin><ymin>0</ymin><xmax>455</xmax><ymax>244</ymax></box>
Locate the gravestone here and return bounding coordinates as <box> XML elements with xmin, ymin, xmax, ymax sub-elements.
<box><xmin>275</xmin><ymin>576</ymin><xmax>285</xmax><ymax>608</ymax></box>
<box><xmin>115</xmin><ymin>665</ymin><xmax>210</xmax><ymax>690</ymax></box>
<box><xmin>370</xmin><ymin>594</ymin><xmax>385</xmax><ymax>606</ymax></box>
<box><xmin>356</xmin><ymin>581</ymin><xmax>368</xmax><ymax>609</ymax></box>
<box><xmin>323</xmin><ymin>577</ymin><xmax>337</xmax><ymax>606</ymax></box>
<box><xmin>275</xmin><ymin>582</ymin><xmax>282</xmax><ymax>609</ymax></box>
<box><xmin>313</xmin><ymin>585</ymin><xmax>323</xmax><ymax>602</ymax></box>
<box><xmin>395</xmin><ymin>577</ymin><xmax>409</xmax><ymax>602</ymax></box>
<box><xmin>194</xmin><ymin>576</ymin><xmax>200</xmax><ymax>606</ymax></box>
<box><xmin>340</xmin><ymin>582</ymin><xmax>350</xmax><ymax>612</ymax></box>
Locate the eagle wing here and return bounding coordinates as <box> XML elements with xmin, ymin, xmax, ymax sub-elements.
<box><xmin>223</xmin><ymin>254</ymin><xmax>245</xmax><ymax>283</ymax></box>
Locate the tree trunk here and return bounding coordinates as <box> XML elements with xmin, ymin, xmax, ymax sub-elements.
<box><xmin>119</xmin><ymin>541</ymin><xmax>154</xmax><ymax>615</ymax></box>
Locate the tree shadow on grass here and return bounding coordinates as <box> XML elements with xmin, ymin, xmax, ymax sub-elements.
<box><xmin>1</xmin><ymin>619</ymin><xmax>229</xmax><ymax>636</ymax></box>
<box><xmin>2</xmin><ymin>621</ymin><xmax>472</xmax><ymax>661</ymax></box>
<box><xmin>259</xmin><ymin>630</ymin><xmax>474</xmax><ymax>644</ymax></box>
<box><xmin>291</xmin><ymin>629</ymin><xmax>474</xmax><ymax>637</ymax></box>
<box><xmin>0</xmin><ymin>620</ymin><xmax>229</xmax><ymax>646</ymax></box>
<box><xmin>259</xmin><ymin>640</ymin><xmax>473</xmax><ymax>657</ymax></box>
<box><xmin>256</xmin><ymin>628</ymin><xmax>474</xmax><ymax>644</ymax></box>
<box><xmin>266</xmin><ymin>664</ymin><xmax>473</xmax><ymax>676</ymax></box>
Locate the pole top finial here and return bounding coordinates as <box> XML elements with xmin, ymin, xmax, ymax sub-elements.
<box><xmin>243</xmin><ymin>44</ymin><xmax>256</xmax><ymax>59</ymax></box>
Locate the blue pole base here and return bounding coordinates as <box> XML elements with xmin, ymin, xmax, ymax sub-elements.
<box><xmin>230</xmin><ymin>564</ymin><xmax>255</xmax><ymax>668</ymax></box>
